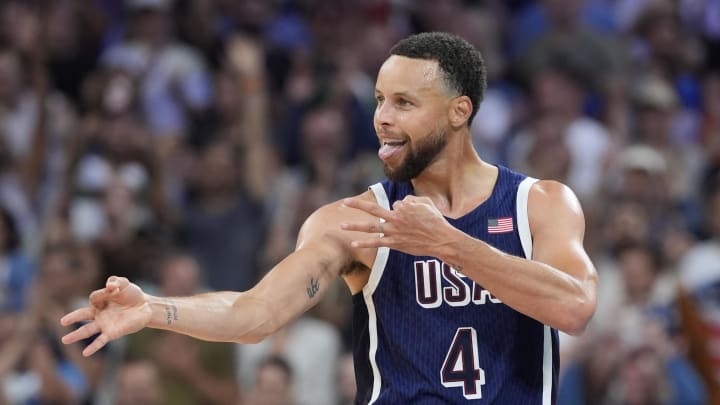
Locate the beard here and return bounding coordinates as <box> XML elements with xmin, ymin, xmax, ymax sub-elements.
<box><xmin>383</xmin><ymin>127</ymin><xmax>448</xmax><ymax>183</ymax></box>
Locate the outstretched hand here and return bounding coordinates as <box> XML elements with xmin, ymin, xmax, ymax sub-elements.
<box><xmin>341</xmin><ymin>195</ymin><xmax>460</xmax><ymax>257</ymax></box>
<box><xmin>60</xmin><ymin>276</ymin><xmax>152</xmax><ymax>357</ymax></box>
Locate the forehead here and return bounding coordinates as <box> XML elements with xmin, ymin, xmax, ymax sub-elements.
<box><xmin>375</xmin><ymin>55</ymin><xmax>443</xmax><ymax>94</ymax></box>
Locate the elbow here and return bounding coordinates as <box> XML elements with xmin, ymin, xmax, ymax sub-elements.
<box><xmin>557</xmin><ymin>273</ymin><xmax>598</xmax><ymax>336</ymax></box>
<box><xmin>234</xmin><ymin>323</ymin><xmax>277</xmax><ymax>344</ymax></box>
<box><xmin>559</xmin><ymin>295</ymin><xmax>596</xmax><ymax>336</ymax></box>
<box><xmin>560</xmin><ymin>315</ymin><xmax>591</xmax><ymax>336</ymax></box>
<box><xmin>236</xmin><ymin>332</ymin><xmax>270</xmax><ymax>344</ymax></box>
<box><xmin>231</xmin><ymin>297</ymin><xmax>282</xmax><ymax>344</ymax></box>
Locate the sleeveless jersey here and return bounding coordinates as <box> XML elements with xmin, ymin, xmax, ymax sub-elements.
<box><xmin>352</xmin><ymin>165</ymin><xmax>559</xmax><ymax>404</ymax></box>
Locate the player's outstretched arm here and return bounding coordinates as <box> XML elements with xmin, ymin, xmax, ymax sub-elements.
<box><xmin>61</xmin><ymin>202</ymin><xmax>357</xmax><ymax>357</ymax></box>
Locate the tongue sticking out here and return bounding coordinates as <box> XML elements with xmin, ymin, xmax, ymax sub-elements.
<box><xmin>378</xmin><ymin>142</ymin><xmax>406</xmax><ymax>160</ymax></box>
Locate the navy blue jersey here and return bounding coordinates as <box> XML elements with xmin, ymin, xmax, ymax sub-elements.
<box><xmin>352</xmin><ymin>166</ymin><xmax>559</xmax><ymax>404</ymax></box>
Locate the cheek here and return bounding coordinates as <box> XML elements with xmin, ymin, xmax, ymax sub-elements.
<box><xmin>402</xmin><ymin>109</ymin><xmax>438</xmax><ymax>132</ymax></box>
<box><xmin>375</xmin><ymin>104</ymin><xmax>447</xmax><ymax>139</ymax></box>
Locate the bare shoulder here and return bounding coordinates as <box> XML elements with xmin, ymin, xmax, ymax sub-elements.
<box><xmin>528</xmin><ymin>180</ymin><xmax>585</xmax><ymax>231</ymax></box>
<box><xmin>297</xmin><ymin>189</ymin><xmax>378</xmax><ymax>249</ymax></box>
<box><xmin>296</xmin><ymin>190</ymin><xmax>379</xmax><ymax>285</ymax></box>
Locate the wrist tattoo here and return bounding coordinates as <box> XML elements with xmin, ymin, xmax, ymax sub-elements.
<box><xmin>307</xmin><ymin>277</ymin><xmax>320</xmax><ymax>299</ymax></box>
<box><xmin>164</xmin><ymin>299</ymin><xmax>178</xmax><ymax>325</ymax></box>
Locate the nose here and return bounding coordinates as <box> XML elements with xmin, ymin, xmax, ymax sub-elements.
<box><xmin>374</xmin><ymin>100</ymin><xmax>394</xmax><ymax>129</ymax></box>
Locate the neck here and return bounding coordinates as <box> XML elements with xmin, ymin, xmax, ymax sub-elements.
<box><xmin>410</xmin><ymin>129</ymin><xmax>498</xmax><ymax>218</ymax></box>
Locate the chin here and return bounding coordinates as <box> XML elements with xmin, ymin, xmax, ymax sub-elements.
<box><xmin>383</xmin><ymin>165</ymin><xmax>398</xmax><ymax>181</ymax></box>
<box><xmin>383</xmin><ymin>164</ymin><xmax>413</xmax><ymax>183</ymax></box>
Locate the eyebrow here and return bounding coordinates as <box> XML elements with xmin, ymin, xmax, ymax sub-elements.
<box><xmin>374</xmin><ymin>90</ymin><xmax>421</xmax><ymax>98</ymax></box>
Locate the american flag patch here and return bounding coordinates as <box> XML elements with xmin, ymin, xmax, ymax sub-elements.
<box><xmin>488</xmin><ymin>217</ymin><xmax>513</xmax><ymax>234</ymax></box>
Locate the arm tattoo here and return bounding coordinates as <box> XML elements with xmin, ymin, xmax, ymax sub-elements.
<box><xmin>164</xmin><ymin>299</ymin><xmax>178</xmax><ymax>325</ymax></box>
<box><xmin>307</xmin><ymin>277</ymin><xmax>320</xmax><ymax>299</ymax></box>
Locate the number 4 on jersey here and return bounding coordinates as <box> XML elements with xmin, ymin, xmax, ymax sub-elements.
<box><xmin>441</xmin><ymin>327</ymin><xmax>485</xmax><ymax>399</ymax></box>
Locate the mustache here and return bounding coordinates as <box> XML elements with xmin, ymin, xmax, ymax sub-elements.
<box><xmin>376</xmin><ymin>128</ymin><xmax>410</xmax><ymax>143</ymax></box>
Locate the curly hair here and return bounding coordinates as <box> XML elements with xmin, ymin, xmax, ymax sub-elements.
<box><xmin>390</xmin><ymin>32</ymin><xmax>487</xmax><ymax>125</ymax></box>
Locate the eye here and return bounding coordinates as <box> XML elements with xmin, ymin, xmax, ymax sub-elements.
<box><xmin>397</xmin><ymin>98</ymin><xmax>413</xmax><ymax>107</ymax></box>
<box><xmin>375</xmin><ymin>95</ymin><xmax>385</xmax><ymax>106</ymax></box>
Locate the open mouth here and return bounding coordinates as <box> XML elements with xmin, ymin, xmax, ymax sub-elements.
<box><xmin>378</xmin><ymin>140</ymin><xmax>408</xmax><ymax>160</ymax></box>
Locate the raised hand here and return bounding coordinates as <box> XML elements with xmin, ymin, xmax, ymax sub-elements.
<box><xmin>60</xmin><ymin>276</ymin><xmax>152</xmax><ymax>357</ymax></box>
<box><xmin>340</xmin><ymin>195</ymin><xmax>463</xmax><ymax>258</ymax></box>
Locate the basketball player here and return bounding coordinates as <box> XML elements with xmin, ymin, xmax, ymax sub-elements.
<box><xmin>61</xmin><ymin>32</ymin><xmax>597</xmax><ymax>404</ymax></box>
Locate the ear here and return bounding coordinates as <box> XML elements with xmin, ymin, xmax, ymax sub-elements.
<box><xmin>448</xmin><ymin>95</ymin><xmax>473</xmax><ymax>128</ymax></box>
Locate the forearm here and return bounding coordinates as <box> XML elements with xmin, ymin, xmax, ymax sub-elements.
<box><xmin>439</xmin><ymin>232</ymin><xmax>595</xmax><ymax>334</ymax></box>
<box><xmin>157</xmin><ymin>239</ymin><xmax>342</xmax><ymax>343</ymax></box>
<box><xmin>146</xmin><ymin>291</ymin><xmax>274</xmax><ymax>343</ymax></box>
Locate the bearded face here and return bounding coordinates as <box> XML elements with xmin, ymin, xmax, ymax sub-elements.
<box><xmin>374</xmin><ymin>55</ymin><xmax>462</xmax><ymax>181</ymax></box>
<box><xmin>383</xmin><ymin>126</ymin><xmax>448</xmax><ymax>182</ymax></box>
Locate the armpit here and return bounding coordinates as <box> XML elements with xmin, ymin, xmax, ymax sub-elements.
<box><xmin>340</xmin><ymin>260</ymin><xmax>369</xmax><ymax>276</ymax></box>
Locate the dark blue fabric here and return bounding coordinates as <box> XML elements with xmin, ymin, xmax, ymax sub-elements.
<box><xmin>353</xmin><ymin>166</ymin><xmax>558</xmax><ymax>404</ymax></box>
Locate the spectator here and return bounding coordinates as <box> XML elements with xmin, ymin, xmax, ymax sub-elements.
<box><xmin>43</xmin><ymin>0</ymin><xmax>105</xmax><ymax>105</ymax></box>
<box><xmin>245</xmin><ymin>355</ymin><xmax>295</xmax><ymax>405</ymax></box>
<box><xmin>630</xmin><ymin>75</ymin><xmax>704</xmax><ymax>203</ymax></box>
<box><xmin>558</xmin><ymin>323</ymin><xmax>707</xmax><ymax>405</ymax></box>
<box><xmin>508</xmin><ymin>56</ymin><xmax>612</xmax><ymax>200</ymax></box>
<box><xmin>179</xmin><ymin>139</ymin><xmax>266</xmax><ymax>292</ymax></box>
<box><xmin>263</xmin><ymin>105</ymin><xmax>353</xmax><ymax>266</ymax></box>
<box><xmin>677</xmin><ymin>186</ymin><xmax>720</xmax><ymax>397</ymax></box>
<box><xmin>0</xmin><ymin>208</ymin><xmax>34</xmax><ymax>313</ymax></box>
<box><xmin>236</xmin><ymin>314</ymin><xmax>341</xmax><ymax>405</ymax></box>
<box><xmin>0</xmin><ymin>242</ymin><xmax>102</xmax><ymax>405</ymax></box>
<box><xmin>192</xmin><ymin>35</ymin><xmax>278</xmax><ymax>203</ymax></box>
<box><xmin>100</xmin><ymin>0</ymin><xmax>213</xmax><ymax>144</ymax></box>
<box><xmin>0</xmin><ymin>42</ymin><xmax>76</xmax><ymax>225</ymax></box>
<box><xmin>115</xmin><ymin>358</ymin><xmax>163</xmax><ymax>405</ymax></box>
<box><xmin>61</xmin><ymin>103</ymin><xmax>170</xmax><ymax>283</ymax></box>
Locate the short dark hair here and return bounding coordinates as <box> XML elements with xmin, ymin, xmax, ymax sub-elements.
<box><xmin>390</xmin><ymin>32</ymin><xmax>487</xmax><ymax>125</ymax></box>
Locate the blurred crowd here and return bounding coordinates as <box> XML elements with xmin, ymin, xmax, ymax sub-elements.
<box><xmin>0</xmin><ymin>0</ymin><xmax>719</xmax><ymax>404</ymax></box>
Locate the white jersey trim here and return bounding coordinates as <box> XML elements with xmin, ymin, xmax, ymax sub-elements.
<box><xmin>516</xmin><ymin>177</ymin><xmax>553</xmax><ymax>405</ymax></box>
<box><xmin>365</xmin><ymin>183</ymin><xmax>391</xmax><ymax>404</ymax></box>
<box><xmin>366</xmin><ymin>183</ymin><xmax>391</xmax><ymax>294</ymax></box>
<box><xmin>516</xmin><ymin>177</ymin><xmax>537</xmax><ymax>260</ymax></box>
<box><xmin>542</xmin><ymin>325</ymin><xmax>553</xmax><ymax>405</ymax></box>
